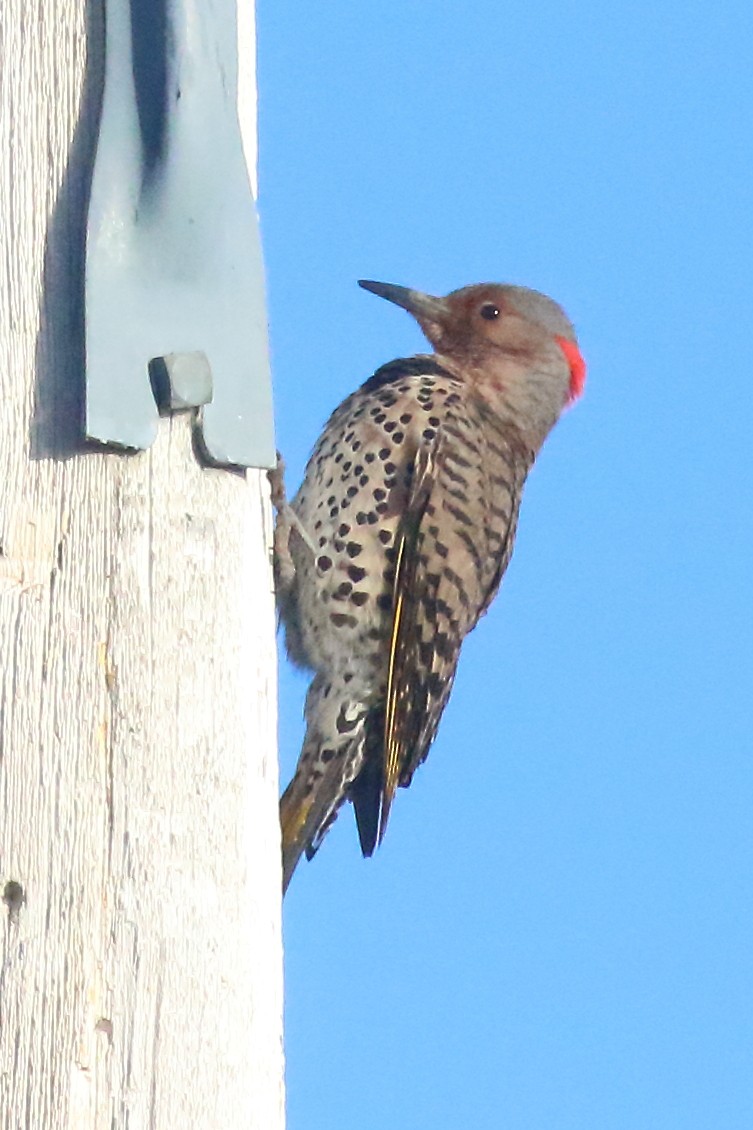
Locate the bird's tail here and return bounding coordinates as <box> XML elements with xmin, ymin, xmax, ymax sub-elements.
<box><xmin>280</xmin><ymin>678</ymin><xmax>368</xmax><ymax>894</ymax></box>
<box><xmin>349</xmin><ymin>710</ymin><xmax>385</xmax><ymax>857</ymax></box>
<box><xmin>280</xmin><ymin>755</ymin><xmax>357</xmax><ymax>894</ymax></box>
<box><xmin>280</xmin><ymin>778</ymin><xmax>315</xmax><ymax>895</ymax></box>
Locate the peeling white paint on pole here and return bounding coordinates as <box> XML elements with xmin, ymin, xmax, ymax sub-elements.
<box><xmin>0</xmin><ymin>2</ymin><xmax>285</xmax><ymax>1127</ymax></box>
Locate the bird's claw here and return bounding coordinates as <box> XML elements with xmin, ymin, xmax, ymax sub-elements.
<box><xmin>268</xmin><ymin>451</ymin><xmax>318</xmax><ymax>558</ymax></box>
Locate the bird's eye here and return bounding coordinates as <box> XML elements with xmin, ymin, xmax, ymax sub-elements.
<box><xmin>479</xmin><ymin>303</ymin><xmax>500</xmax><ymax>320</ymax></box>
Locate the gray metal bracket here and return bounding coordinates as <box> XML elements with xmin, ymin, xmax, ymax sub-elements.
<box><xmin>85</xmin><ymin>0</ymin><xmax>275</xmax><ymax>469</ymax></box>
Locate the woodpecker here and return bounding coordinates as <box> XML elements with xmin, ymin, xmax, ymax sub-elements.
<box><xmin>272</xmin><ymin>279</ymin><xmax>585</xmax><ymax>892</ymax></box>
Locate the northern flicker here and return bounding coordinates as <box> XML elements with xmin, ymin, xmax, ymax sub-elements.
<box><xmin>273</xmin><ymin>279</ymin><xmax>585</xmax><ymax>893</ymax></box>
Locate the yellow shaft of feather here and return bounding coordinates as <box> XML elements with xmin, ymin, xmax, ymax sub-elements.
<box><xmin>381</xmin><ymin>532</ymin><xmax>408</xmax><ymax>839</ymax></box>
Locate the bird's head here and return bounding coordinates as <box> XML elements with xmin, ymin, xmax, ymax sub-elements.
<box><xmin>358</xmin><ymin>280</ymin><xmax>586</xmax><ymax>413</ymax></box>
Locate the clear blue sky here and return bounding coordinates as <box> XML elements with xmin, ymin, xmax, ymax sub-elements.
<box><xmin>258</xmin><ymin>3</ymin><xmax>753</xmax><ymax>1127</ymax></box>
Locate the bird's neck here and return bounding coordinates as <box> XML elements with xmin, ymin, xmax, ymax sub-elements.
<box><xmin>435</xmin><ymin>349</ymin><xmax>568</xmax><ymax>453</ymax></box>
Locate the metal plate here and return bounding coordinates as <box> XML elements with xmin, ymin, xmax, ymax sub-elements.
<box><xmin>85</xmin><ymin>0</ymin><xmax>275</xmax><ymax>468</ymax></box>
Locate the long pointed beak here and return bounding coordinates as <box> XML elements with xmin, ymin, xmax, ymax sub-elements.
<box><xmin>358</xmin><ymin>279</ymin><xmax>448</xmax><ymax>322</ymax></box>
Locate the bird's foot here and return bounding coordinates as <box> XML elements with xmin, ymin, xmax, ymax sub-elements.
<box><xmin>268</xmin><ymin>451</ymin><xmax>318</xmax><ymax>558</ymax></box>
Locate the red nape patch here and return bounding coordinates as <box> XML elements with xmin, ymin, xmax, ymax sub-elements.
<box><xmin>555</xmin><ymin>336</ymin><xmax>587</xmax><ymax>403</ymax></box>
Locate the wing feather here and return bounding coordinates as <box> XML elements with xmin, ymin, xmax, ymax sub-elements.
<box><xmin>379</xmin><ymin>443</ymin><xmax>437</xmax><ymax>839</ymax></box>
<box><xmin>377</xmin><ymin>409</ymin><xmax>530</xmax><ymax>844</ymax></box>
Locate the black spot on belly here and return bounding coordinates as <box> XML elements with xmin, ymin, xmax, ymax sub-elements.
<box><xmin>330</xmin><ymin>612</ymin><xmax>357</xmax><ymax>628</ymax></box>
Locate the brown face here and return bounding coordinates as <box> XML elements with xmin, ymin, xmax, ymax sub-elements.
<box><xmin>426</xmin><ymin>284</ymin><xmax>585</xmax><ymax>400</ymax></box>
<box><xmin>437</xmin><ymin>286</ymin><xmax>526</xmax><ymax>354</ymax></box>
<box><xmin>412</xmin><ymin>285</ymin><xmax>552</xmax><ymax>367</ymax></box>
<box><xmin>446</xmin><ymin>282</ymin><xmax>577</xmax><ymax>338</ymax></box>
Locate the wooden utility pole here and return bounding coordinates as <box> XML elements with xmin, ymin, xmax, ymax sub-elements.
<box><xmin>0</xmin><ymin>3</ymin><xmax>284</xmax><ymax>1127</ymax></box>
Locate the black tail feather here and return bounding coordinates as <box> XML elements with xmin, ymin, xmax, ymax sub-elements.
<box><xmin>350</xmin><ymin>754</ymin><xmax>383</xmax><ymax>857</ymax></box>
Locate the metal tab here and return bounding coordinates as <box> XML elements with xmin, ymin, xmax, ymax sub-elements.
<box><xmin>85</xmin><ymin>0</ymin><xmax>275</xmax><ymax>468</ymax></box>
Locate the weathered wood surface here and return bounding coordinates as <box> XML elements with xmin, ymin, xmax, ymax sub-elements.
<box><xmin>0</xmin><ymin>2</ymin><xmax>284</xmax><ymax>1126</ymax></box>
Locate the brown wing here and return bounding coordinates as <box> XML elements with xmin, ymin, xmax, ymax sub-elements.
<box><xmin>379</xmin><ymin>442</ymin><xmax>437</xmax><ymax>838</ymax></box>
<box><xmin>377</xmin><ymin>408</ymin><xmax>531</xmax><ymax>844</ymax></box>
